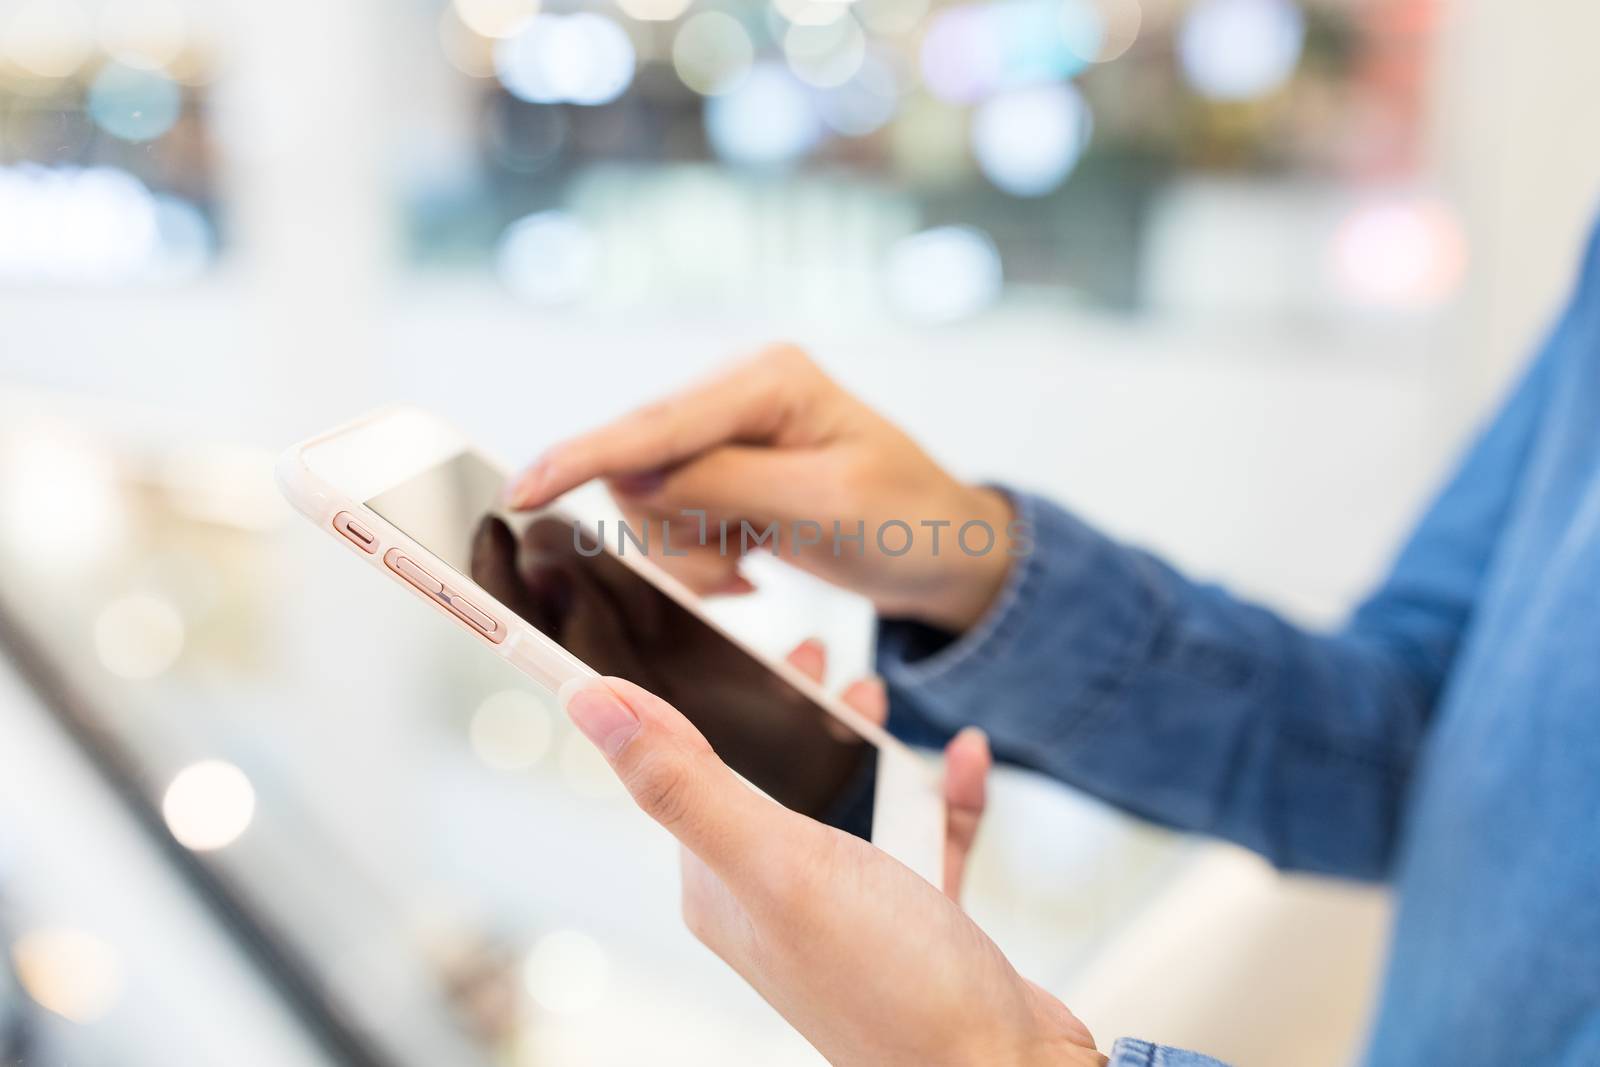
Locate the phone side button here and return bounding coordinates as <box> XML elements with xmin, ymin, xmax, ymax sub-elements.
<box><xmin>333</xmin><ymin>511</ymin><xmax>377</xmax><ymax>553</ymax></box>
<box><xmin>384</xmin><ymin>550</ymin><xmax>445</xmax><ymax>597</ymax></box>
<box><xmin>450</xmin><ymin>596</ymin><xmax>501</xmax><ymax>640</ymax></box>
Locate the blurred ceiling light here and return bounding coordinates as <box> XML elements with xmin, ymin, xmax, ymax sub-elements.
<box><xmin>470</xmin><ymin>690</ymin><xmax>554</xmax><ymax>771</ymax></box>
<box><xmin>1332</xmin><ymin>196</ymin><xmax>1467</xmax><ymax>309</ymax></box>
<box><xmin>11</xmin><ymin>929</ymin><xmax>123</xmax><ymax>1023</ymax></box>
<box><xmin>0</xmin><ymin>165</ymin><xmax>163</xmax><ymax>283</ymax></box>
<box><xmin>884</xmin><ymin>225</ymin><xmax>1002</xmax><ymax>324</ymax></box>
<box><xmin>94</xmin><ymin>594</ymin><xmax>185</xmax><ymax>680</ymax></box>
<box><xmin>918</xmin><ymin>5</ymin><xmax>1004</xmax><ymax>103</ymax></box>
<box><xmin>496</xmin><ymin>210</ymin><xmax>599</xmax><ymax>305</ymax></box>
<box><xmin>855</xmin><ymin>0</ymin><xmax>930</xmax><ymax>36</ymax></box>
<box><xmin>439</xmin><ymin>4</ymin><xmax>498</xmax><ymax>78</ymax></box>
<box><xmin>0</xmin><ymin>423</ymin><xmax>123</xmax><ymax>567</ymax></box>
<box><xmin>705</xmin><ymin>61</ymin><xmax>821</xmax><ymax>166</ymax></box>
<box><xmin>163</xmin><ymin>760</ymin><xmax>256</xmax><ymax>851</ymax></box>
<box><xmin>774</xmin><ymin>0</ymin><xmax>850</xmax><ymax>28</ymax></box>
<box><xmin>1178</xmin><ymin>0</ymin><xmax>1304</xmax><ymax>101</ymax></box>
<box><xmin>3</xmin><ymin>0</ymin><xmax>93</xmax><ymax>79</ymax></box>
<box><xmin>453</xmin><ymin>0</ymin><xmax>539</xmax><ymax>39</ymax></box>
<box><xmin>618</xmin><ymin>0</ymin><xmax>693</xmax><ymax>22</ymax></box>
<box><xmin>672</xmin><ymin>11</ymin><xmax>754</xmax><ymax>96</ymax></box>
<box><xmin>1063</xmin><ymin>0</ymin><xmax>1140</xmax><ymax>63</ymax></box>
<box><xmin>818</xmin><ymin>52</ymin><xmax>899</xmax><ymax>136</ymax></box>
<box><xmin>922</xmin><ymin>0</ymin><xmax>1087</xmax><ymax>103</ymax></box>
<box><xmin>784</xmin><ymin>17</ymin><xmax>866</xmax><ymax>89</ymax></box>
<box><xmin>1058</xmin><ymin>0</ymin><xmax>1105</xmax><ymax>65</ymax></box>
<box><xmin>89</xmin><ymin>63</ymin><xmax>182</xmax><ymax>142</ymax></box>
<box><xmin>98</xmin><ymin>0</ymin><xmax>188</xmax><ymax>71</ymax></box>
<box><xmin>150</xmin><ymin>194</ymin><xmax>215</xmax><ymax>282</ymax></box>
<box><xmin>494</xmin><ymin>13</ymin><xmax>635</xmax><ymax>106</ymax></box>
<box><xmin>523</xmin><ymin>931</ymin><xmax>609</xmax><ymax>1015</ymax></box>
<box><xmin>972</xmin><ymin>81</ymin><xmax>1092</xmax><ymax>197</ymax></box>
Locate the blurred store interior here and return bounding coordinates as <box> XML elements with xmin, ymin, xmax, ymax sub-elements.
<box><xmin>2</xmin><ymin>1</ymin><xmax>1599</xmax><ymax>1064</ymax></box>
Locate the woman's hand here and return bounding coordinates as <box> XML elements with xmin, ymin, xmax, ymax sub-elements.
<box><xmin>506</xmin><ymin>345</ymin><xmax>1015</xmax><ymax>633</ymax></box>
<box><xmin>556</xmin><ymin>668</ymin><xmax>1106</xmax><ymax>1067</ymax></box>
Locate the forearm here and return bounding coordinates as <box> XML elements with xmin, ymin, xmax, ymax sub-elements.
<box><xmin>877</xmin><ymin>491</ymin><xmax>1433</xmax><ymax>879</ymax></box>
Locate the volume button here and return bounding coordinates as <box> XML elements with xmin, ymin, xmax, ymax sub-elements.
<box><xmin>385</xmin><ymin>550</ymin><xmax>445</xmax><ymax>597</ymax></box>
<box><xmin>450</xmin><ymin>596</ymin><xmax>498</xmax><ymax>635</ymax></box>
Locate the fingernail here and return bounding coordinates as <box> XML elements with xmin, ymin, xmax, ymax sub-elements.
<box><xmin>504</xmin><ymin>459</ymin><xmax>550</xmax><ymax>509</ymax></box>
<box><xmin>955</xmin><ymin>725</ymin><xmax>989</xmax><ymax>753</ymax></box>
<box><xmin>558</xmin><ymin>679</ymin><xmax>640</xmax><ymax>760</ymax></box>
<box><xmin>609</xmin><ymin>469</ymin><xmax>665</xmax><ymax>497</ymax></box>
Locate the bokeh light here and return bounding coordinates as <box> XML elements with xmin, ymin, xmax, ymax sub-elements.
<box><xmin>672</xmin><ymin>12</ymin><xmax>754</xmax><ymax>97</ymax></box>
<box><xmin>921</xmin><ymin>0</ymin><xmax>1089</xmax><ymax>103</ymax></box>
<box><xmin>0</xmin><ymin>165</ymin><xmax>209</xmax><ymax>284</ymax></box>
<box><xmin>818</xmin><ymin>52</ymin><xmax>899</xmax><ymax>136</ymax></box>
<box><xmin>453</xmin><ymin>0</ymin><xmax>539</xmax><ymax>39</ymax></box>
<box><xmin>439</xmin><ymin>4</ymin><xmax>498</xmax><ymax>78</ymax></box>
<box><xmin>162</xmin><ymin>759</ymin><xmax>257</xmax><ymax>851</ymax></box>
<box><xmin>523</xmin><ymin>931</ymin><xmax>609</xmax><ymax>1015</ymax></box>
<box><xmin>773</xmin><ymin>0</ymin><xmax>851</xmax><ymax>28</ymax></box>
<box><xmin>972</xmin><ymin>82</ymin><xmax>1092</xmax><ymax>197</ymax></box>
<box><xmin>10</xmin><ymin>929</ymin><xmax>123</xmax><ymax>1023</ymax></box>
<box><xmin>855</xmin><ymin>0</ymin><xmax>930</xmax><ymax>37</ymax></box>
<box><xmin>884</xmin><ymin>225</ymin><xmax>1002</xmax><ymax>323</ymax></box>
<box><xmin>496</xmin><ymin>210</ymin><xmax>599</xmax><ymax>304</ymax></box>
<box><xmin>1332</xmin><ymin>196</ymin><xmax>1467</xmax><ymax>309</ymax></box>
<box><xmin>918</xmin><ymin>5</ymin><xmax>1005</xmax><ymax>104</ymax></box>
<box><xmin>0</xmin><ymin>422</ymin><xmax>123</xmax><ymax>567</ymax></box>
<box><xmin>1058</xmin><ymin>0</ymin><xmax>1106</xmax><ymax>66</ymax></box>
<box><xmin>98</xmin><ymin>0</ymin><xmax>188</xmax><ymax>71</ymax></box>
<box><xmin>94</xmin><ymin>594</ymin><xmax>185</xmax><ymax>680</ymax></box>
<box><xmin>150</xmin><ymin>195</ymin><xmax>215</xmax><ymax>282</ymax></box>
<box><xmin>617</xmin><ymin>0</ymin><xmax>694</xmax><ymax>23</ymax></box>
<box><xmin>3</xmin><ymin>0</ymin><xmax>94</xmax><ymax>79</ymax></box>
<box><xmin>469</xmin><ymin>690</ymin><xmax>554</xmax><ymax>771</ymax></box>
<box><xmin>1065</xmin><ymin>0</ymin><xmax>1142</xmax><ymax>63</ymax></box>
<box><xmin>783</xmin><ymin>17</ymin><xmax>866</xmax><ymax>89</ymax></box>
<box><xmin>705</xmin><ymin>62</ymin><xmax>821</xmax><ymax>167</ymax></box>
<box><xmin>88</xmin><ymin>63</ymin><xmax>182</xmax><ymax>143</ymax></box>
<box><xmin>494</xmin><ymin>14</ymin><xmax>635</xmax><ymax>106</ymax></box>
<box><xmin>1179</xmin><ymin>0</ymin><xmax>1304</xmax><ymax>101</ymax></box>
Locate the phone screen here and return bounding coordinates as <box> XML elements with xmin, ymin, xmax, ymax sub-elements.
<box><xmin>366</xmin><ymin>451</ymin><xmax>876</xmax><ymax>837</ymax></box>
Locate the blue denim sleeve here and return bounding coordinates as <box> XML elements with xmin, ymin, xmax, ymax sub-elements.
<box><xmin>1108</xmin><ymin>1038</ymin><xmax>1232</xmax><ymax>1066</ymax></box>
<box><xmin>878</xmin><ymin>320</ymin><xmax>1562</xmax><ymax>879</ymax></box>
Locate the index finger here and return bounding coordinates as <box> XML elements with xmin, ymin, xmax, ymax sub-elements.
<box><xmin>506</xmin><ymin>355</ymin><xmax>798</xmax><ymax>510</ymax></box>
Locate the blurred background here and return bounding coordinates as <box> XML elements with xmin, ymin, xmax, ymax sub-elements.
<box><xmin>2</xmin><ymin>0</ymin><xmax>1598</xmax><ymax>1064</ymax></box>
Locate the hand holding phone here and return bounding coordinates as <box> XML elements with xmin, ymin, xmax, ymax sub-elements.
<box><xmin>278</xmin><ymin>406</ymin><xmax>945</xmax><ymax>881</ymax></box>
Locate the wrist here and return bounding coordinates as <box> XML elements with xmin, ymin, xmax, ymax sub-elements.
<box><xmin>908</xmin><ymin>485</ymin><xmax>1015</xmax><ymax>633</ymax></box>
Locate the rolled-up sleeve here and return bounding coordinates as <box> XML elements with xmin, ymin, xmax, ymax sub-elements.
<box><xmin>877</xmin><ymin>490</ymin><xmax>1167</xmax><ymax>766</ymax></box>
<box><xmin>877</xmin><ymin>315</ymin><xmax>1554</xmax><ymax>880</ymax></box>
<box><xmin>1108</xmin><ymin>1038</ymin><xmax>1232</xmax><ymax>1066</ymax></box>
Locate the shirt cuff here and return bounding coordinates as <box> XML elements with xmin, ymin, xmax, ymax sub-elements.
<box><xmin>1108</xmin><ymin>1037</ymin><xmax>1233</xmax><ymax>1066</ymax></box>
<box><xmin>875</xmin><ymin>489</ymin><xmax>1166</xmax><ymax>760</ymax></box>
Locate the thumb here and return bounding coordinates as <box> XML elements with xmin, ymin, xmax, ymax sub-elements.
<box><xmin>557</xmin><ymin>675</ymin><xmax>781</xmax><ymax>884</ymax></box>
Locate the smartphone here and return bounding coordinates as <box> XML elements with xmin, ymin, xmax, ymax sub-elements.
<box><xmin>277</xmin><ymin>406</ymin><xmax>942</xmax><ymax>882</ymax></box>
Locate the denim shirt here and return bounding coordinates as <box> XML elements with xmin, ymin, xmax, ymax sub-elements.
<box><xmin>877</xmin><ymin>224</ymin><xmax>1600</xmax><ymax>1066</ymax></box>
